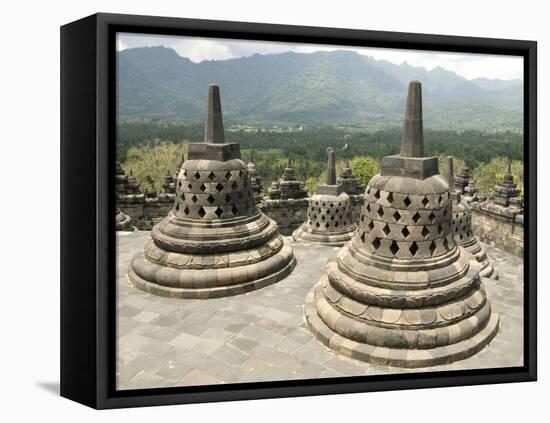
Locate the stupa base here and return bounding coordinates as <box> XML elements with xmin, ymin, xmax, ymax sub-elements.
<box><xmin>292</xmin><ymin>226</ymin><xmax>355</xmax><ymax>247</ymax></box>
<box><xmin>115</xmin><ymin>210</ymin><xmax>132</xmax><ymax>231</ymax></box>
<box><xmin>305</xmin><ymin>282</ymin><xmax>499</xmax><ymax>368</ymax></box>
<box><xmin>466</xmin><ymin>242</ymin><xmax>498</xmax><ymax>280</ymax></box>
<box><xmin>128</xmin><ymin>238</ymin><xmax>296</xmax><ymax>299</ymax></box>
<box><xmin>479</xmin><ymin>263</ymin><xmax>498</xmax><ymax>280</ymax></box>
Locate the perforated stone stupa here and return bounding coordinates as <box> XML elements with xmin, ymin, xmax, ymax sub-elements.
<box><xmin>292</xmin><ymin>148</ymin><xmax>356</xmax><ymax>246</ymax></box>
<box><xmin>304</xmin><ymin>81</ymin><xmax>499</xmax><ymax>367</ymax></box>
<box><xmin>128</xmin><ymin>84</ymin><xmax>296</xmax><ymax>298</ymax></box>
<box><xmin>447</xmin><ymin>157</ymin><xmax>497</xmax><ymax>279</ymax></box>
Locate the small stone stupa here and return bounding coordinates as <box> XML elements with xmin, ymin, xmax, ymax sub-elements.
<box><xmin>463</xmin><ymin>179</ymin><xmax>479</xmax><ymax>203</ymax></box>
<box><xmin>492</xmin><ymin>162</ymin><xmax>523</xmax><ymax>209</ymax></box>
<box><xmin>337</xmin><ymin>160</ymin><xmax>365</xmax><ymax>223</ymax></box>
<box><xmin>447</xmin><ymin>157</ymin><xmax>497</xmax><ymax>279</ymax></box>
<box><xmin>454</xmin><ymin>163</ymin><xmax>472</xmax><ymax>194</ymax></box>
<box><xmin>292</xmin><ymin>148</ymin><xmax>356</xmax><ymax>246</ymax></box>
<box><xmin>266</xmin><ymin>180</ymin><xmax>281</xmax><ymax>199</ymax></box>
<box><xmin>129</xmin><ymin>84</ymin><xmax>296</xmax><ymax>298</ymax></box>
<box><xmin>337</xmin><ymin>160</ymin><xmax>364</xmax><ymax>195</ymax></box>
<box><xmin>116</xmin><ymin>208</ymin><xmax>132</xmax><ymax>231</ymax></box>
<box><xmin>247</xmin><ymin>162</ymin><xmax>263</xmax><ymax>203</ymax></box>
<box><xmin>305</xmin><ymin>81</ymin><xmax>499</xmax><ymax>367</ymax></box>
<box><xmin>279</xmin><ymin>158</ymin><xmax>307</xmax><ymax>200</ymax></box>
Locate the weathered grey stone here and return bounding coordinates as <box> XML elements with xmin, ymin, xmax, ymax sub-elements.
<box><xmin>305</xmin><ymin>81</ymin><xmax>499</xmax><ymax>368</ymax></box>
<box><xmin>446</xmin><ymin>157</ymin><xmax>498</xmax><ymax>279</ymax></box>
<box><xmin>470</xmin><ymin>161</ymin><xmax>524</xmax><ymax>257</ymax></box>
<box><xmin>204</xmin><ymin>84</ymin><xmax>225</xmax><ymax>144</ymax></box>
<box><xmin>247</xmin><ymin>162</ymin><xmax>263</xmax><ymax>203</ymax></box>
<box><xmin>128</xmin><ymin>84</ymin><xmax>296</xmax><ymax>298</ymax></box>
<box><xmin>293</xmin><ymin>147</ymin><xmax>356</xmax><ymax>246</ymax></box>
<box><xmin>116</xmin><ymin>208</ymin><xmax>132</xmax><ymax>231</ymax></box>
<box><xmin>400</xmin><ymin>81</ymin><xmax>424</xmax><ymax>158</ymax></box>
<box><xmin>117</xmin><ymin>231</ymin><xmax>522</xmax><ymax>388</ymax></box>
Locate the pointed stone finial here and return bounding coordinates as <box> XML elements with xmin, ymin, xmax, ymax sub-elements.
<box><xmin>503</xmin><ymin>161</ymin><xmax>514</xmax><ymax>184</ymax></box>
<box><xmin>326</xmin><ymin>147</ymin><xmax>336</xmax><ymax>185</ymax></box>
<box><xmin>288</xmin><ymin>157</ymin><xmax>292</xmax><ymax>168</ymax></box>
<box><xmin>204</xmin><ymin>84</ymin><xmax>225</xmax><ymax>144</ymax></box>
<box><xmin>447</xmin><ymin>156</ymin><xmax>454</xmax><ymax>188</ymax></box>
<box><xmin>400</xmin><ymin>81</ymin><xmax>424</xmax><ymax>157</ymax></box>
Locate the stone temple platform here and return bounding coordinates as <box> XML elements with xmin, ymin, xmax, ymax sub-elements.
<box><xmin>116</xmin><ymin>231</ymin><xmax>523</xmax><ymax>390</ymax></box>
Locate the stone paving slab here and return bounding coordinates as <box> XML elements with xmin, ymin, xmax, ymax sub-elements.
<box><xmin>116</xmin><ymin>231</ymin><xmax>524</xmax><ymax>390</ymax></box>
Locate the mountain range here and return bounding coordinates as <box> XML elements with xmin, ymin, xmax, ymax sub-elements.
<box><xmin>117</xmin><ymin>46</ymin><xmax>523</xmax><ymax>130</ymax></box>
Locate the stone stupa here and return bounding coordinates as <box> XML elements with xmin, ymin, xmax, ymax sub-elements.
<box><xmin>305</xmin><ymin>81</ymin><xmax>499</xmax><ymax>367</ymax></box>
<box><xmin>247</xmin><ymin>162</ymin><xmax>263</xmax><ymax>203</ymax></box>
<box><xmin>128</xmin><ymin>84</ymin><xmax>296</xmax><ymax>298</ymax></box>
<box><xmin>454</xmin><ymin>163</ymin><xmax>472</xmax><ymax>194</ymax></box>
<box><xmin>337</xmin><ymin>160</ymin><xmax>365</xmax><ymax>222</ymax></box>
<box><xmin>447</xmin><ymin>157</ymin><xmax>497</xmax><ymax>279</ymax></box>
<box><xmin>292</xmin><ymin>148</ymin><xmax>356</xmax><ymax>246</ymax></box>
<box><xmin>463</xmin><ymin>179</ymin><xmax>479</xmax><ymax>203</ymax></box>
<box><xmin>279</xmin><ymin>158</ymin><xmax>308</xmax><ymax>200</ymax></box>
<box><xmin>115</xmin><ymin>208</ymin><xmax>132</xmax><ymax>231</ymax></box>
<box><xmin>337</xmin><ymin>160</ymin><xmax>364</xmax><ymax>195</ymax></box>
<box><xmin>492</xmin><ymin>162</ymin><xmax>523</xmax><ymax>209</ymax></box>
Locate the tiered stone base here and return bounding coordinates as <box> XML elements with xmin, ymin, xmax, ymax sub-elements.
<box><xmin>292</xmin><ymin>226</ymin><xmax>354</xmax><ymax>246</ymax></box>
<box><xmin>305</xmin><ymin>279</ymin><xmax>499</xmax><ymax>368</ymax></box>
<box><xmin>116</xmin><ymin>209</ymin><xmax>132</xmax><ymax>231</ymax></box>
<box><xmin>129</xmin><ymin>236</ymin><xmax>295</xmax><ymax>299</ymax></box>
<box><xmin>463</xmin><ymin>240</ymin><xmax>498</xmax><ymax>280</ymax></box>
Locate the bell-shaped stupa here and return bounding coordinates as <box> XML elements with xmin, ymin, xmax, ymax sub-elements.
<box><xmin>447</xmin><ymin>157</ymin><xmax>497</xmax><ymax>279</ymax></box>
<box><xmin>292</xmin><ymin>148</ymin><xmax>356</xmax><ymax>246</ymax></box>
<box><xmin>304</xmin><ymin>81</ymin><xmax>499</xmax><ymax>367</ymax></box>
<box><xmin>129</xmin><ymin>84</ymin><xmax>296</xmax><ymax>298</ymax></box>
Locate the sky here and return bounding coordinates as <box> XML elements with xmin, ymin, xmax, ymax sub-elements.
<box><xmin>117</xmin><ymin>33</ymin><xmax>523</xmax><ymax>81</ymax></box>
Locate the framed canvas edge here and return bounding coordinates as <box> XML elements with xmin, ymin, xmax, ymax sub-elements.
<box><xmin>61</xmin><ymin>12</ymin><xmax>537</xmax><ymax>410</ymax></box>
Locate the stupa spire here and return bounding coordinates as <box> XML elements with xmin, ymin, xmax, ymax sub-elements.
<box><xmin>326</xmin><ymin>147</ymin><xmax>336</xmax><ymax>185</ymax></box>
<box><xmin>400</xmin><ymin>80</ymin><xmax>424</xmax><ymax>157</ymax></box>
<box><xmin>447</xmin><ymin>156</ymin><xmax>455</xmax><ymax>189</ymax></box>
<box><xmin>204</xmin><ymin>84</ymin><xmax>225</xmax><ymax>144</ymax></box>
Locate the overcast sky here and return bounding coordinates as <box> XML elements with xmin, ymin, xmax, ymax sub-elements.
<box><xmin>117</xmin><ymin>33</ymin><xmax>523</xmax><ymax>81</ymax></box>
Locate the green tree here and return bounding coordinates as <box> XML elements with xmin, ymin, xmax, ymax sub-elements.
<box><xmin>123</xmin><ymin>141</ymin><xmax>188</xmax><ymax>192</ymax></box>
<box><xmin>350</xmin><ymin>156</ymin><xmax>381</xmax><ymax>187</ymax></box>
<box><xmin>472</xmin><ymin>157</ymin><xmax>524</xmax><ymax>197</ymax></box>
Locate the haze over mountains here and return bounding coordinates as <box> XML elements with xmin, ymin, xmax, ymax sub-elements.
<box><xmin>117</xmin><ymin>46</ymin><xmax>523</xmax><ymax>130</ymax></box>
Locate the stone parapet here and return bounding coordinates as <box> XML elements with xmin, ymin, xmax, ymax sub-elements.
<box><xmin>260</xmin><ymin>197</ymin><xmax>309</xmax><ymax>236</ymax></box>
<box><xmin>470</xmin><ymin>202</ymin><xmax>524</xmax><ymax>257</ymax></box>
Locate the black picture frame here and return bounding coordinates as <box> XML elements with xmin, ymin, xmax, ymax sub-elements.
<box><xmin>60</xmin><ymin>12</ymin><xmax>537</xmax><ymax>409</ymax></box>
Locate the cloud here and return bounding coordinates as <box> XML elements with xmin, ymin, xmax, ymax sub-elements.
<box><xmin>116</xmin><ymin>33</ymin><xmax>523</xmax><ymax>80</ymax></box>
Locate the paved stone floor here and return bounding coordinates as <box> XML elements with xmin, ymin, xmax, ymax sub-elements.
<box><xmin>116</xmin><ymin>231</ymin><xmax>524</xmax><ymax>390</ymax></box>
